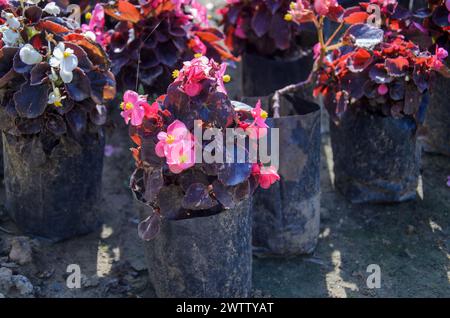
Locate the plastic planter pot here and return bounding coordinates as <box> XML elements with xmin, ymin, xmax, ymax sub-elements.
<box><xmin>140</xmin><ymin>199</ymin><xmax>252</xmax><ymax>298</ymax></box>
<box><xmin>242</xmin><ymin>91</ymin><xmax>321</xmax><ymax>257</ymax></box>
<box><xmin>330</xmin><ymin>111</ymin><xmax>421</xmax><ymax>204</ymax></box>
<box><xmin>242</xmin><ymin>52</ymin><xmax>313</xmax><ymax>97</ymax></box>
<box><xmin>3</xmin><ymin>131</ymin><xmax>105</xmax><ymax>241</ymax></box>
<box><xmin>423</xmin><ymin>76</ymin><xmax>450</xmax><ymax>156</ymax></box>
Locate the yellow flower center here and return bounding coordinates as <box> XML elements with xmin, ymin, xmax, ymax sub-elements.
<box><xmin>63</xmin><ymin>51</ymin><xmax>71</xmax><ymax>58</ymax></box>
<box><xmin>166</xmin><ymin>134</ymin><xmax>175</xmax><ymax>144</ymax></box>
<box><xmin>194</xmin><ymin>53</ymin><xmax>202</xmax><ymax>58</ymax></box>
<box><xmin>54</xmin><ymin>100</ymin><xmax>62</xmax><ymax>107</ymax></box>
<box><xmin>172</xmin><ymin>69</ymin><xmax>180</xmax><ymax>79</ymax></box>
<box><xmin>261</xmin><ymin>110</ymin><xmax>268</xmax><ymax>119</ymax></box>
<box><xmin>120</xmin><ymin>102</ymin><xmax>134</xmax><ymax>110</ymax></box>
<box><xmin>290</xmin><ymin>2</ymin><xmax>296</xmax><ymax>10</ymax></box>
<box><xmin>284</xmin><ymin>13</ymin><xmax>293</xmax><ymax>22</ymax></box>
<box><xmin>85</xmin><ymin>12</ymin><xmax>92</xmax><ymax>20</ymax></box>
<box><xmin>179</xmin><ymin>154</ymin><xmax>188</xmax><ymax>163</ymax></box>
<box><xmin>222</xmin><ymin>74</ymin><xmax>231</xmax><ymax>83</ymax></box>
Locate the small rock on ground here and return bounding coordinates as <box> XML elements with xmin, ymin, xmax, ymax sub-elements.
<box><xmin>11</xmin><ymin>275</ymin><xmax>33</xmax><ymax>296</ymax></box>
<box><xmin>9</xmin><ymin>237</ymin><xmax>33</xmax><ymax>265</ymax></box>
<box><xmin>0</xmin><ymin>267</ymin><xmax>13</xmax><ymax>294</ymax></box>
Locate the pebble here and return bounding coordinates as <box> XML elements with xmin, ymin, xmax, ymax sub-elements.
<box><xmin>0</xmin><ymin>267</ymin><xmax>13</xmax><ymax>294</ymax></box>
<box><xmin>9</xmin><ymin>237</ymin><xmax>33</xmax><ymax>265</ymax></box>
<box><xmin>11</xmin><ymin>275</ymin><xmax>33</xmax><ymax>296</ymax></box>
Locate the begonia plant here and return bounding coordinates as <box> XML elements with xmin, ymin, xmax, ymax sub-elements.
<box><xmin>124</xmin><ymin>55</ymin><xmax>280</xmax><ymax>240</ymax></box>
<box><xmin>0</xmin><ymin>0</ymin><xmax>116</xmax><ymax>150</ymax></box>
<box><xmin>270</xmin><ymin>0</ymin><xmax>449</xmax><ymax>122</ymax></box>
<box><xmin>93</xmin><ymin>0</ymin><xmax>235</xmax><ymax>93</ymax></box>
<box><xmin>219</xmin><ymin>0</ymin><xmax>316</xmax><ymax>58</ymax></box>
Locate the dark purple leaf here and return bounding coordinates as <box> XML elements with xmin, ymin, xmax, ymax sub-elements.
<box><xmin>389</xmin><ymin>81</ymin><xmax>405</xmax><ymax>101</ymax></box>
<box><xmin>154</xmin><ymin>41</ymin><xmax>178</xmax><ymax>67</ymax></box>
<box><xmin>212</xmin><ymin>180</ymin><xmax>235</xmax><ymax>209</ymax></box>
<box><xmin>140</xmin><ymin>65</ymin><xmax>163</xmax><ymax>86</ymax></box>
<box><xmin>265</xmin><ymin>0</ymin><xmax>281</xmax><ymax>14</ymax></box>
<box><xmin>13</xmin><ymin>51</ymin><xmax>32</xmax><ymax>74</ymax></box>
<box><xmin>218</xmin><ymin>162</ymin><xmax>252</xmax><ymax>187</ymax></box>
<box><xmin>385</xmin><ymin>57</ymin><xmax>409</xmax><ymax>77</ymax></box>
<box><xmin>16</xmin><ymin>117</ymin><xmax>42</xmax><ymax>134</ymax></box>
<box><xmin>413</xmin><ymin>65</ymin><xmax>429</xmax><ymax>93</ymax></box>
<box><xmin>46</xmin><ymin>113</ymin><xmax>67</xmax><ymax>136</ymax></box>
<box><xmin>30</xmin><ymin>62</ymin><xmax>50</xmax><ymax>85</ymax></box>
<box><xmin>87</xmin><ymin>70</ymin><xmax>116</xmax><ymax>104</ymax></box>
<box><xmin>344</xmin><ymin>24</ymin><xmax>384</xmax><ymax>49</ymax></box>
<box><xmin>157</xmin><ymin>185</ymin><xmax>185</xmax><ymax>220</ymax></box>
<box><xmin>14</xmin><ymin>81</ymin><xmax>50</xmax><ymax>119</ymax></box>
<box><xmin>0</xmin><ymin>47</ymin><xmax>17</xmax><ymax>77</ymax></box>
<box><xmin>143</xmin><ymin>168</ymin><xmax>164</xmax><ymax>203</ymax></box>
<box><xmin>269</xmin><ymin>13</ymin><xmax>290</xmax><ymax>50</ymax></box>
<box><xmin>138</xmin><ymin>214</ymin><xmax>161</xmax><ymax>241</ymax></box>
<box><xmin>139</xmin><ymin>48</ymin><xmax>159</xmax><ymax>69</ymax></box>
<box><xmin>178</xmin><ymin>169</ymin><xmax>209</xmax><ymax>192</ymax></box>
<box><xmin>66</xmin><ymin>108</ymin><xmax>87</xmax><ymax>134</ymax></box>
<box><xmin>369</xmin><ymin>63</ymin><xmax>393</xmax><ymax>84</ymax></box>
<box><xmin>432</xmin><ymin>5</ymin><xmax>450</xmax><ymax>28</ymax></box>
<box><xmin>64</xmin><ymin>42</ymin><xmax>94</xmax><ymax>72</ymax></box>
<box><xmin>89</xmin><ymin>104</ymin><xmax>107</xmax><ymax>126</ymax></box>
<box><xmin>24</xmin><ymin>6</ymin><xmax>42</xmax><ymax>24</ymax></box>
<box><xmin>65</xmin><ymin>68</ymin><xmax>91</xmax><ymax>101</ymax></box>
<box><xmin>251</xmin><ymin>6</ymin><xmax>271</xmax><ymax>37</ymax></box>
<box><xmin>182</xmin><ymin>183</ymin><xmax>217</xmax><ymax>210</ymax></box>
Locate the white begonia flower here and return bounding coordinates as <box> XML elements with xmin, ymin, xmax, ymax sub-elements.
<box><xmin>0</xmin><ymin>12</ymin><xmax>22</xmax><ymax>47</ymax></box>
<box><xmin>19</xmin><ymin>44</ymin><xmax>42</xmax><ymax>65</ymax></box>
<box><xmin>48</xmin><ymin>87</ymin><xmax>64</xmax><ymax>107</ymax></box>
<box><xmin>1</xmin><ymin>12</ymin><xmax>20</xmax><ymax>29</ymax></box>
<box><xmin>43</xmin><ymin>2</ymin><xmax>61</xmax><ymax>16</ymax></box>
<box><xmin>1</xmin><ymin>28</ymin><xmax>20</xmax><ymax>47</ymax></box>
<box><xmin>84</xmin><ymin>31</ymin><xmax>96</xmax><ymax>42</ymax></box>
<box><xmin>26</xmin><ymin>0</ymin><xmax>42</xmax><ymax>5</ymax></box>
<box><xmin>49</xmin><ymin>42</ymin><xmax>78</xmax><ymax>83</ymax></box>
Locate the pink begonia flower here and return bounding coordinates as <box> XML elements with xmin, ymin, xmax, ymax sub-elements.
<box><xmin>247</xmin><ymin>100</ymin><xmax>269</xmax><ymax>139</ymax></box>
<box><xmin>252</xmin><ymin>164</ymin><xmax>280</xmax><ymax>189</ymax></box>
<box><xmin>378</xmin><ymin>84</ymin><xmax>388</xmax><ymax>95</ymax></box>
<box><xmin>120</xmin><ymin>90</ymin><xmax>153</xmax><ymax>126</ymax></box>
<box><xmin>216</xmin><ymin>62</ymin><xmax>228</xmax><ymax>94</ymax></box>
<box><xmin>81</xmin><ymin>4</ymin><xmax>108</xmax><ymax>47</ymax></box>
<box><xmin>189</xmin><ymin>0</ymin><xmax>209</xmax><ymax>26</ymax></box>
<box><xmin>155</xmin><ymin>120</ymin><xmax>195</xmax><ymax>174</ymax></box>
<box><xmin>446</xmin><ymin>0</ymin><xmax>450</xmax><ymax>11</ymax></box>
<box><xmin>436</xmin><ymin>46</ymin><xmax>448</xmax><ymax>61</ymax></box>
<box><xmin>313</xmin><ymin>42</ymin><xmax>322</xmax><ymax>59</ymax></box>
<box><xmin>314</xmin><ymin>0</ymin><xmax>338</xmax><ymax>16</ymax></box>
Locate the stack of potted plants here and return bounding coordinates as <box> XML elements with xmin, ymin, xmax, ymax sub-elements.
<box><xmin>100</xmin><ymin>0</ymin><xmax>236</xmax><ymax>95</ymax></box>
<box><xmin>285</xmin><ymin>0</ymin><xmax>449</xmax><ymax>203</ymax></box>
<box><xmin>0</xmin><ymin>0</ymin><xmax>116</xmax><ymax>240</ymax></box>
<box><xmin>124</xmin><ymin>55</ymin><xmax>280</xmax><ymax>297</ymax></box>
<box><xmin>220</xmin><ymin>0</ymin><xmax>316</xmax><ymax>97</ymax></box>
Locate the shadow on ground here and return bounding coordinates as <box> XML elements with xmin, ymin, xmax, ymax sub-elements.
<box><xmin>252</xmin><ymin>135</ymin><xmax>450</xmax><ymax>298</ymax></box>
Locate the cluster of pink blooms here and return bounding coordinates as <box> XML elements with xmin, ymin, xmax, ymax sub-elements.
<box><xmin>155</xmin><ymin>120</ymin><xmax>196</xmax><ymax>174</ymax></box>
<box><xmin>287</xmin><ymin>0</ymin><xmax>339</xmax><ymax>22</ymax></box>
<box><xmin>120</xmin><ymin>90</ymin><xmax>158</xmax><ymax>126</ymax></box>
<box><xmin>81</xmin><ymin>4</ymin><xmax>109</xmax><ymax>48</ymax></box>
<box><xmin>121</xmin><ymin>54</ymin><xmax>279</xmax><ymax>188</ymax></box>
<box><xmin>173</xmin><ymin>55</ymin><xmax>228</xmax><ymax>96</ymax></box>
